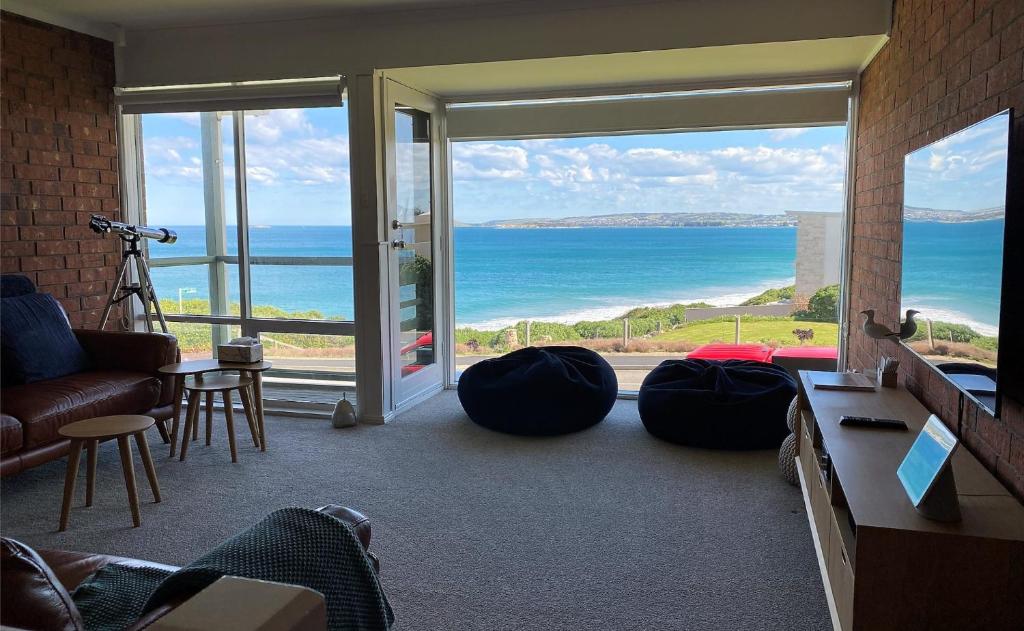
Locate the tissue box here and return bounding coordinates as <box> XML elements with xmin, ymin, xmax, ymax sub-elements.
<box><xmin>218</xmin><ymin>342</ymin><xmax>263</xmax><ymax>363</ymax></box>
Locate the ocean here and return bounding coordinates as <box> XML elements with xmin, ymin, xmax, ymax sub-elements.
<box><xmin>147</xmin><ymin>223</ymin><xmax>1001</xmax><ymax>333</ymax></box>
<box><xmin>901</xmin><ymin>219</ymin><xmax>1003</xmax><ymax>336</ymax></box>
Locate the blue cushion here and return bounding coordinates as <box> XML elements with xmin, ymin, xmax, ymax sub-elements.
<box><xmin>1</xmin><ymin>274</ymin><xmax>36</xmax><ymax>298</ymax></box>
<box><xmin>638</xmin><ymin>359</ymin><xmax>797</xmax><ymax>450</ymax></box>
<box><xmin>457</xmin><ymin>346</ymin><xmax>618</xmax><ymax>436</ymax></box>
<box><xmin>0</xmin><ymin>293</ymin><xmax>91</xmax><ymax>384</ymax></box>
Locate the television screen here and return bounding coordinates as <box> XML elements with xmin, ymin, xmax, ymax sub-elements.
<box><xmin>901</xmin><ymin>110</ymin><xmax>1011</xmax><ymax>415</ymax></box>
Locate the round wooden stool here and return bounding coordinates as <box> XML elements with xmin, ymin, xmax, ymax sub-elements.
<box><xmin>159</xmin><ymin>359</ymin><xmax>272</xmax><ymax>457</ymax></box>
<box><xmin>180</xmin><ymin>373</ymin><xmax>258</xmax><ymax>463</ymax></box>
<box><xmin>58</xmin><ymin>415</ymin><xmax>161</xmax><ymax>531</ymax></box>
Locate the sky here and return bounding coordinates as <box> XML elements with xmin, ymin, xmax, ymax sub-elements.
<box><xmin>903</xmin><ymin>110</ymin><xmax>1010</xmax><ymax>212</ymax></box>
<box><xmin>140</xmin><ymin>107</ymin><xmax>853</xmax><ymax>226</ymax></box>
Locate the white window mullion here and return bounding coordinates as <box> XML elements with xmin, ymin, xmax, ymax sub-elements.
<box><xmin>233</xmin><ymin>111</ymin><xmax>253</xmax><ymax>334</ymax></box>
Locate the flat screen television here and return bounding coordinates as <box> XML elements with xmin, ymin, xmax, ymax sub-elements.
<box><xmin>901</xmin><ymin>109</ymin><xmax>1021</xmax><ymax>417</ymax></box>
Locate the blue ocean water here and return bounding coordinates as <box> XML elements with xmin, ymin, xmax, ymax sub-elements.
<box><xmin>148</xmin><ymin>225</ymin><xmax>796</xmax><ymax>326</ymax></box>
<box><xmin>901</xmin><ymin>219</ymin><xmax>1003</xmax><ymax>335</ymax></box>
<box><xmin>146</xmin><ymin>223</ymin><xmax>1002</xmax><ymax>332</ymax></box>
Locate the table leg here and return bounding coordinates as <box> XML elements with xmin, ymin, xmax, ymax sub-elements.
<box><xmin>205</xmin><ymin>391</ymin><xmax>214</xmax><ymax>446</ymax></box>
<box><xmin>239</xmin><ymin>385</ymin><xmax>260</xmax><ymax>449</ymax></box>
<box><xmin>58</xmin><ymin>440</ymin><xmax>83</xmax><ymax>532</ymax></box>
<box><xmin>169</xmin><ymin>375</ymin><xmax>185</xmax><ymax>457</ymax></box>
<box><xmin>253</xmin><ymin>371</ymin><xmax>266</xmax><ymax>452</ymax></box>
<box><xmin>117</xmin><ymin>436</ymin><xmax>141</xmax><ymax>528</ymax></box>
<box><xmin>155</xmin><ymin>420</ymin><xmax>170</xmax><ymax>444</ymax></box>
<box><xmin>134</xmin><ymin>431</ymin><xmax>162</xmax><ymax>503</ymax></box>
<box><xmin>180</xmin><ymin>390</ymin><xmax>200</xmax><ymax>462</ymax></box>
<box><xmin>85</xmin><ymin>440</ymin><xmax>97</xmax><ymax>507</ymax></box>
<box><xmin>223</xmin><ymin>390</ymin><xmax>238</xmax><ymax>463</ymax></box>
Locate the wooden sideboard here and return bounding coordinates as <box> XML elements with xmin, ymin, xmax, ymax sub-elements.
<box><xmin>795</xmin><ymin>371</ymin><xmax>1024</xmax><ymax>631</ymax></box>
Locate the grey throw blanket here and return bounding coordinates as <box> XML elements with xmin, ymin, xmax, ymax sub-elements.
<box><xmin>72</xmin><ymin>507</ymin><xmax>394</xmax><ymax>631</ymax></box>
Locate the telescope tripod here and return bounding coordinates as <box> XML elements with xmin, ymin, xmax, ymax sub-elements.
<box><xmin>99</xmin><ymin>235</ymin><xmax>169</xmax><ymax>333</ymax></box>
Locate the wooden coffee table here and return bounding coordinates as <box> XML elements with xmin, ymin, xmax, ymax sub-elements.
<box><xmin>159</xmin><ymin>359</ymin><xmax>272</xmax><ymax>456</ymax></box>
<box><xmin>58</xmin><ymin>415</ymin><xmax>162</xmax><ymax>531</ymax></box>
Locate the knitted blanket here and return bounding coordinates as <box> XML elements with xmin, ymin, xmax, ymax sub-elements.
<box><xmin>72</xmin><ymin>507</ymin><xmax>394</xmax><ymax>631</ymax></box>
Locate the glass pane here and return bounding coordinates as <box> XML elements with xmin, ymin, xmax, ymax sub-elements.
<box><xmin>140</xmin><ymin>112</ymin><xmax>240</xmax><ymax>319</ymax></box>
<box><xmin>451</xmin><ymin>126</ymin><xmax>848</xmax><ymax>389</ymax></box>
<box><xmin>243</xmin><ymin>108</ymin><xmax>354</xmax><ymax>321</ymax></box>
<box><xmin>257</xmin><ymin>332</ymin><xmax>355</xmax><ymax>404</ymax></box>
<box><xmin>168</xmin><ymin>322</ymin><xmax>242</xmax><ymax>361</ymax></box>
<box><xmin>395</xmin><ymin>107</ymin><xmax>434</xmax><ymax>376</ymax></box>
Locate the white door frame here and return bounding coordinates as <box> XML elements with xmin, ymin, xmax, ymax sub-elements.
<box><xmin>381</xmin><ymin>77</ymin><xmax>448</xmax><ymax>411</ymax></box>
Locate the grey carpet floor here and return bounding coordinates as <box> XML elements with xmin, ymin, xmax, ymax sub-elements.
<box><xmin>1</xmin><ymin>393</ymin><xmax>829</xmax><ymax>630</ymax></box>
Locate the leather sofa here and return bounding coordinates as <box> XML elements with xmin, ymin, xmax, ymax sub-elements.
<box><xmin>0</xmin><ymin>327</ymin><xmax>179</xmax><ymax>475</ymax></box>
<box><xmin>2</xmin><ymin>271</ymin><xmax>180</xmax><ymax>477</ymax></box>
<box><xmin>1</xmin><ymin>329</ymin><xmax>179</xmax><ymax>477</ymax></box>
<box><xmin>0</xmin><ymin>505</ymin><xmax>378</xmax><ymax>631</ymax></box>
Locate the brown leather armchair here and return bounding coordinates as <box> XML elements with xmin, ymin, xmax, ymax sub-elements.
<box><xmin>0</xmin><ymin>329</ymin><xmax>179</xmax><ymax>477</ymax></box>
<box><xmin>0</xmin><ymin>505</ymin><xmax>378</xmax><ymax>631</ymax></box>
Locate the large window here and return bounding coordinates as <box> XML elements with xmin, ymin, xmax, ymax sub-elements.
<box><xmin>135</xmin><ymin>104</ymin><xmax>354</xmax><ymax>402</ymax></box>
<box><xmin>451</xmin><ymin>126</ymin><xmax>847</xmax><ymax>390</ymax></box>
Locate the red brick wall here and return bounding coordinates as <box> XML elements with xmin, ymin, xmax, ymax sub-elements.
<box><xmin>852</xmin><ymin>0</ymin><xmax>1024</xmax><ymax>499</ymax></box>
<box><xmin>1</xmin><ymin>11</ymin><xmax>123</xmax><ymax>328</ymax></box>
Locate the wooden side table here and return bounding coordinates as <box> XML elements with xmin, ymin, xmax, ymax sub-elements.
<box><xmin>159</xmin><ymin>359</ymin><xmax>272</xmax><ymax>456</ymax></box>
<box><xmin>58</xmin><ymin>415</ymin><xmax>162</xmax><ymax>531</ymax></box>
<box><xmin>180</xmin><ymin>374</ymin><xmax>257</xmax><ymax>464</ymax></box>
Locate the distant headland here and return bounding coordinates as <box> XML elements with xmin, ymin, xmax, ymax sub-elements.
<box><xmin>462</xmin><ymin>211</ymin><xmax>799</xmax><ymax>229</ymax></box>
<box><xmin>904</xmin><ymin>206</ymin><xmax>1005</xmax><ymax>223</ymax></box>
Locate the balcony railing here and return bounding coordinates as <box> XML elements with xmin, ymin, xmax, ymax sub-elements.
<box><xmin>147</xmin><ymin>254</ymin><xmax>355</xmax><ymax>334</ymax></box>
<box><xmin>147</xmin><ymin>254</ymin><xmax>356</xmax><ymax>389</ymax></box>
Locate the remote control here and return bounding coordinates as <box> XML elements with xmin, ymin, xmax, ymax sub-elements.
<box><xmin>839</xmin><ymin>415</ymin><xmax>908</xmax><ymax>430</ymax></box>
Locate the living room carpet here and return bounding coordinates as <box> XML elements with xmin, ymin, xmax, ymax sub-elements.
<box><xmin>1</xmin><ymin>392</ymin><xmax>829</xmax><ymax>630</ymax></box>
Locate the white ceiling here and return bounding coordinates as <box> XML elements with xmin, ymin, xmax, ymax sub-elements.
<box><xmin>389</xmin><ymin>36</ymin><xmax>885</xmax><ymax>100</ymax></box>
<box><xmin>8</xmin><ymin>0</ymin><xmax>890</xmax><ymax>98</ymax></box>
<box><xmin>5</xmin><ymin>0</ymin><xmax>553</xmax><ymax>31</ymax></box>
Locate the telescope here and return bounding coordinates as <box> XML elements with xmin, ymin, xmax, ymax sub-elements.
<box><xmin>89</xmin><ymin>214</ymin><xmax>177</xmax><ymax>244</ymax></box>
<box><xmin>91</xmin><ymin>213</ymin><xmax>176</xmax><ymax>335</ymax></box>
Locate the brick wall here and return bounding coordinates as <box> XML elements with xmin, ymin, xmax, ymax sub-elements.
<box><xmin>1</xmin><ymin>11</ymin><xmax>123</xmax><ymax>328</ymax></box>
<box><xmin>852</xmin><ymin>0</ymin><xmax>1024</xmax><ymax>499</ymax></box>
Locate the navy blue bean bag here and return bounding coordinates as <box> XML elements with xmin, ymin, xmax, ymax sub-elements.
<box><xmin>458</xmin><ymin>346</ymin><xmax>618</xmax><ymax>435</ymax></box>
<box><xmin>638</xmin><ymin>359</ymin><xmax>797</xmax><ymax>449</ymax></box>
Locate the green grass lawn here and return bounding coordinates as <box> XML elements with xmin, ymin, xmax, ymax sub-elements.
<box><xmin>654</xmin><ymin>318</ymin><xmax>840</xmax><ymax>346</ymax></box>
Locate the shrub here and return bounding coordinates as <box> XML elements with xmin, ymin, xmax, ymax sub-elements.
<box><xmin>741</xmin><ymin>285</ymin><xmax>795</xmax><ymax>306</ymax></box>
<box><xmin>794</xmin><ymin>284</ymin><xmax>839</xmax><ymax>322</ymax></box>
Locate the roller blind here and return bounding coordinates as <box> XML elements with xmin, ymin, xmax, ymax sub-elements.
<box><xmin>447</xmin><ymin>84</ymin><xmax>850</xmax><ymax>140</ymax></box>
<box><xmin>115</xmin><ymin>76</ymin><xmax>345</xmax><ymax>114</ymax></box>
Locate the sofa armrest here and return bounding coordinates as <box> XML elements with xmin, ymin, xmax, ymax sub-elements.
<box><xmin>74</xmin><ymin>330</ymin><xmax>180</xmax><ymax>407</ymax></box>
<box><xmin>75</xmin><ymin>330</ymin><xmax>178</xmax><ymax>374</ymax></box>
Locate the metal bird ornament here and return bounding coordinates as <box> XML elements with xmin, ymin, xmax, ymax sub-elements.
<box><xmin>860</xmin><ymin>309</ymin><xmax>899</xmax><ymax>341</ymax></box>
<box><xmin>898</xmin><ymin>309</ymin><xmax>920</xmax><ymax>340</ymax></box>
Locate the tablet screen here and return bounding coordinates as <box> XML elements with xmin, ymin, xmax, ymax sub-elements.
<box><xmin>897</xmin><ymin>415</ymin><xmax>959</xmax><ymax>507</ymax></box>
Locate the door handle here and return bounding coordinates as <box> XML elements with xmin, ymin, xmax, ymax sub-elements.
<box><xmin>391</xmin><ymin>240</ymin><xmax>406</xmax><ymax>249</ymax></box>
<box><xmin>391</xmin><ymin>219</ymin><xmax>404</xmax><ymax>230</ymax></box>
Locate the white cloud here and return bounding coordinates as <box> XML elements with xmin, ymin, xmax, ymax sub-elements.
<box><xmin>452</xmin><ymin>143</ymin><xmax>529</xmax><ymax>180</ymax></box>
<box><xmin>246</xmin><ymin>165</ymin><xmax>277</xmax><ymax>184</ymax></box>
<box><xmin>452</xmin><ymin>132</ymin><xmax>849</xmax><ymax>220</ymax></box>
<box><xmin>770</xmin><ymin>128</ymin><xmax>810</xmax><ymax>141</ymax></box>
<box><xmin>244</xmin><ymin>109</ymin><xmax>314</xmax><ymax>143</ymax></box>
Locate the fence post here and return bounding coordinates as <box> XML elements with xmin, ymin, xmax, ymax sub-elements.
<box><xmin>525</xmin><ymin>320</ymin><xmax>532</xmax><ymax>347</ymax></box>
<box><xmin>623</xmin><ymin>318</ymin><xmax>630</xmax><ymax>347</ymax></box>
<box><xmin>734</xmin><ymin>315</ymin><xmax>741</xmax><ymax>344</ymax></box>
<box><xmin>926</xmin><ymin>319</ymin><xmax>934</xmax><ymax>349</ymax></box>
